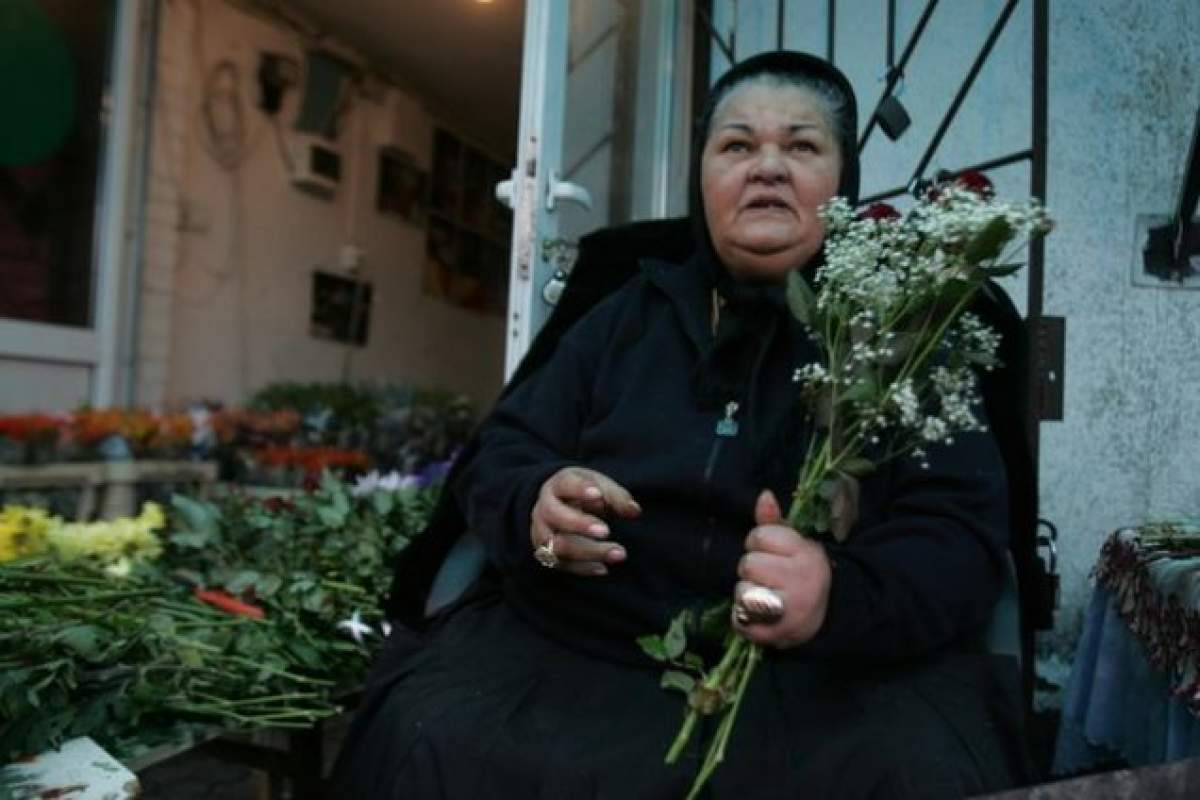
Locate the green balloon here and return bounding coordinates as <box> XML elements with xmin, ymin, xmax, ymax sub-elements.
<box><xmin>0</xmin><ymin>0</ymin><xmax>77</xmax><ymax>166</ymax></box>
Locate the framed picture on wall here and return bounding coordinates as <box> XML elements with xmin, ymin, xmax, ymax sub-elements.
<box><xmin>430</xmin><ymin>129</ymin><xmax>462</xmax><ymax>216</ymax></box>
<box><xmin>460</xmin><ymin>148</ymin><xmax>489</xmax><ymax>229</ymax></box>
<box><xmin>310</xmin><ymin>271</ymin><xmax>372</xmax><ymax>346</ymax></box>
<box><xmin>423</xmin><ymin>126</ymin><xmax>513</xmax><ymax>316</ymax></box>
<box><xmin>376</xmin><ymin>147</ymin><xmax>428</xmax><ymax>225</ymax></box>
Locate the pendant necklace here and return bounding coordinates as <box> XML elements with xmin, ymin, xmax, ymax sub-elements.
<box><xmin>716</xmin><ymin>401</ymin><xmax>740</xmax><ymax>437</ymax></box>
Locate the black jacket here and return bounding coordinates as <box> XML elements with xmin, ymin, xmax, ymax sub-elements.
<box><xmin>451</xmin><ymin>251</ymin><xmax>1011</xmax><ymax>666</ymax></box>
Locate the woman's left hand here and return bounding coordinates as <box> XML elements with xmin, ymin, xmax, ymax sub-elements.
<box><xmin>733</xmin><ymin>490</ymin><xmax>833</xmax><ymax>649</ymax></box>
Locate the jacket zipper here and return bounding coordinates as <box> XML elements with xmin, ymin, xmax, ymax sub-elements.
<box><xmin>698</xmin><ymin>400</ymin><xmax>738</xmax><ymax>587</ymax></box>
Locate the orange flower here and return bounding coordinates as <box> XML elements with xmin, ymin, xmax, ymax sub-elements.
<box><xmin>69</xmin><ymin>409</ymin><xmax>125</xmax><ymax>447</ymax></box>
<box><xmin>252</xmin><ymin>445</ymin><xmax>371</xmax><ymax>476</ymax></box>
<box><xmin>152</xmin><ymin>413</ymin><xmax>194</xmax><ymax>451</ymax></box>
<box><xmin>194</xmin><ymin>587</ymin><xmax>265</xmax><ymax>619</ymax></box>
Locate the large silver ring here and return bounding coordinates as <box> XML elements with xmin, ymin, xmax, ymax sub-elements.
<box><xmin>733</xmin><ymin>585</ymin><xmax>785</xmax><ymax>625</ymax></box>
<box><xmin>534</xmin><ymin>534</ymin><xmax>558</xmax><ymax>569</ymax></box>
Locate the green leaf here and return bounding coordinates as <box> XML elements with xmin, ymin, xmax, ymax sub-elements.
<box><xmin>839</xmin><ymin>457</ymin><xmax>876</xmax><ymax>477</ymax></box>
<box><xmin>225</xmin><ymin>570</ymin><xmax>260</xmax><ymax>595</ymax></box>
<box><xmin>287</xmin><ymin>639</ymin><xmax>323</xmax><ymax>670</ymax></box>
<box><xmin>842</xmin><ymin>376</ymin><xmax>879</xmax><ymax>405</ymax></box>
<box><xmin>147</xmin><ymin>613</ymin><xmax>176</xmax><ymax>637</ymax></box>
<box><xmin>980</xmin><ymin>262</ymin><xmax>1023</xmax><ymax>278</ymax></box>
<box><xmin>301</xmin><ymin>587</ymin><xmax>328</xmax><ymax>613</ymax></box>
<box><xmin>683</xmin><ymin>652</ymin><xmax>706</xmax><ymax>672</ymax></box>
<box><xmin>255</xmin><ymin>573</ymin><xmax>283</xmax><ymax>598</ymax></box>
<box><xmin>170</xmin><ymin>495</ymin><xmax>222</xmax><ymax>547</ymax></box>
<box><xmin>663</xmin><ymin>612</ymin><xmax>690</xmax><ymax>660</ymax></box>
<box><xmin>317</xmin><ymin>501</ymin><xmax>349</xmax><ymax>528</ymax></box>
<box><xmin>58</xmin><ymin>625</ymin><xmax>103</xmax><ymax>661</ymax></box>
<box><xmin>660</xmin><ymin>669</ymin><xmax>696</xmax><ymax>696</ymax></box>
<box><xmin>698</xmin><ymin>601</ymin><xmax>731</xmax><ymax>641</ymax></box>
<box><xmin>370</xmin><ymin>491</ymin><xmax>395</xmax><ymax>516</ymax></box>
<box><xmin>169</xmin><ymin>531</ymin><xmax>212</xmax><ymax>550</ymax></box>
<box><xmin>963</xmin><ymin>217</ymin><xmax>1013</xmax><ymax>264</ymax></box>
<box><xmin>170</xmin><ymin>568</ymin><xmax>205</xmax><ymax>587</ymax></box>
<box><xmin>928</xmin><ymin>278</ymin><xmax>979</xmax><ymax>325</ymax></box>
<box><xmin>786</xmin><ymin>271</ymin><xmax>818</xmax><ymax>328</ymax></box>
<box><xmin>636</xmin><ymin>635</ymin><xmax>668</xmax><ymax>662</ymax></box>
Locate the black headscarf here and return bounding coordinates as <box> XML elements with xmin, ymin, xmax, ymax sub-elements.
<box><xmin>688</xmin><ymin>52</ymin><xmax>860</xmax><ymax>488</ymax></box>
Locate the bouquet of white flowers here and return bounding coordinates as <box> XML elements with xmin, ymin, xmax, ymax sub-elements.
<box><xmin>638</xmin><ymin>176</ymin><xmax>1053</xmax><ymax>799</ymax></box>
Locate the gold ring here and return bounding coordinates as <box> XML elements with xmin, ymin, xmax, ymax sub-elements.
<box><xmin>534</xmin><ymin>534</ymin><xmax>558</xmax><ymax>569</ymax></box>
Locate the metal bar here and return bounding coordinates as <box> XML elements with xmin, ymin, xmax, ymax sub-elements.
<box><xmin>777</xmin><ymin>0</ymin><xmax>785</xmax><ymax>50</ymax></box>
<box><xmin>827</xmin><ymin>0</ymin><xmax>836</xmax><ymax>62</ymax></box>
<box><xmin>693</xmin><ymin>0</ymin><xmax>714</xmax><ymax>119</ymax></box>
<box><xmin>1171</xmin><ymin>107</ymin><xmax>1200</xmax><ymax>268</ymax></box>
<box><xmin>695</xmin><ymin>2</ymin><xmax>734</xmax><ymax>65</ymax></box>
<box><xmin>857</xmin><ymin>148</ymin><xmax>1032</xmax><ymax>205</ymax></box>
<box><xmin>1028</xmin><ymin>0</ymin><xmax>1048</xmax><ymax>425</ymax></box>
<box><xmin>909</xmin><ymin>0</ymin><xmax>1019</xmax><ymax>186</ymax></box>
<box><xmin>887</xmin><ymin>0</ymin><xmax>896</xmax><ymax>69</ymax></box>
<box><xmin>857</xmin><ymin>0</ymin><xmax>940</xmax><ymax>151</ymax></box>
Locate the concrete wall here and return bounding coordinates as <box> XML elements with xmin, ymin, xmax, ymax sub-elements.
<box><xmin>717</xmin><ymin>0</ymin><xmax>1200</xmax><ymax>649</ymax></box>
<box><xmin>139</xmin><ymin>0</ymin><xmax>507</xmax><ymax>412</ymax></box>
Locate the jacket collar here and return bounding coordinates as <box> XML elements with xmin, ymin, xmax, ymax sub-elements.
<box><xmin>639</xmin><ymin>254</ymin><xmax>714</xmax><ymax>353</ymax></box>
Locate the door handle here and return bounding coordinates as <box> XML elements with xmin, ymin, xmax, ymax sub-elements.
<box><xmin>495</xmin><ymin>176</ymin><xmax>514</xmax><ymax>209</ymax></box>
<box><xmin>546</xmin><ymin>170</ymin><xmax>593</xmax><ymax>212</ymax></box>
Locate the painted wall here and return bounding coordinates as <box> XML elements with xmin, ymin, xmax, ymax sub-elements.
<box><xmin>716</xmin><ymin>0</ymin><xmax>1200</xmax><ymax>649</ymax></box>
<box><xmin>139</xmin><ymin>0</ymin><xmax>507</xmax><ymax>413</ymax></box>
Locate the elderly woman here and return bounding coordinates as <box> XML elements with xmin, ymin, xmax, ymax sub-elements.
<box><xmin>335</xmin><ymin>51</ymin><xmax>1030</xmax><ymax>799</ymax></box>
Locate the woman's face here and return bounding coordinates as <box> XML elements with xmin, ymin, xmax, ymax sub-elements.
<box><xmin>701</xmin><ymin>81</ymin><xmax>842</xmax><ymax>282</ymax></box>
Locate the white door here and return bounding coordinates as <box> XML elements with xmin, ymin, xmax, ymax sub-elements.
<box><xmin>500</xmin><ymin>0</ymin><xmax>695</xmax><ymax>379</ymax></box>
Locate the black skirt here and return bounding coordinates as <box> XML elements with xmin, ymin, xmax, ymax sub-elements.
<box><xmin>332</xmin><ymin>593</ymin><xmax>1031</xmax><ymax>799</ymax></box>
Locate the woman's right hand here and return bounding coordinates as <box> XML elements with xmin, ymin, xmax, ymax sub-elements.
<box><xmin>531</xmin><ymin>467</ymin><xmax>641</xmax><ymax>576</ymax></box>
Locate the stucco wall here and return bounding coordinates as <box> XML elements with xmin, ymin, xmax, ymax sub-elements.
<box><xmin>718</xmin><ymin>0</ymin><xmax>1200</xmax><ymax>648</ymax></box>
<box><xmin>140</xmin><ymin>0</ymin><xmax>507</xmax><ymax>413</ymax></box>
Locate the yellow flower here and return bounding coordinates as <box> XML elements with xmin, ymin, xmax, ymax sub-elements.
<box><xmin>0</xmin><ymin>505</ymin><xmax>57</xmax><ymax>563</ymax></box>
<box><xmin>138</xmin><ymin>502</ymin><xmax>166</xmax><ymax>531</ymax></box>
<box><xmin>46</xmin><ymin>502</ymin><xmax>165</xmax><ymax>570</ymax></box>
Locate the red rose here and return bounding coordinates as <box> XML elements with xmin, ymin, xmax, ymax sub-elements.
<box><xmin>262</xmin><ymin>495</ymin><xmax>294</xmax><ymax>514</ymax></box>
<box><xmin>858</xmin><ymin>202</ymin><xmax>901</xmax><ymax>221</ymax></box>
<box><xmin>954</xmin><ymin>170</ymin><xmax>994</xmax><ymax>197</ymax></box>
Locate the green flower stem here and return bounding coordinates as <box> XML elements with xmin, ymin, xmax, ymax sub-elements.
<box><xmin>320</xmin><ymin>579</ymin><xmax>366</xmax><ymax>593</ymax></box>
<box><xmin>188</xmin><ymin>691</ymin><xmax>323</xmax><ymax>708</ymax></box>
<box><xmin>684</xmin><ymin>642</ymin><xmax>762</xmax><ymax>800</ymax></box>
<box><xmin>0</xmin><ymin>569</ymin><xmax>113</xmax><ymax>587</ymax></box>
<box><xmin>164</xmin><ymin>704</ymin><xmax>328</xmax><ymax>727</ymax></box>
<box><xmin>0</xmin><ymin>589</ymin><xmax>162</xmax><ymax>610</ymax></box>
<box><xmin>665</xmin><ymin>705</ymin><xmax>701</xmax><ymax>764</ymax></box>
<box><xmin>666</xmin><ymin>634</ymin><xmax>748</xmax><ymax>764</ymax></box>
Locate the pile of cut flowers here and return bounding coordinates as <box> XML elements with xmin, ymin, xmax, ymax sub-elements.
<box><xmin>0</xmin><ymin>470</ymin><xmax>437</xmax><ymax>762</ymax></box>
